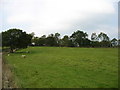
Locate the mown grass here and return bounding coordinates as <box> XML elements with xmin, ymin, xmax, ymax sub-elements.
<box><xmin>5</xmin><ymin>47</ymin><xmax>118</xmax><ymax>88</ymax></box>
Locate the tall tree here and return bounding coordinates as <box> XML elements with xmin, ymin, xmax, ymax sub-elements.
<box><xmin>54</xmin><ymin>33</ymin><xmax>60</xmax><ymax>46</ymax></box>
<box><xmin>91</xmin><ymin>33</ymin><xmax>100</xmax><ymax>47</ymax></box>
<box><xmin>91</xmin><ymin>33</ymin><xmax>98</xmax><ymax>41</ymax></box>
<box><xmin>38</xmin><ymin>35</ymin><xmax>46</xmax><ymax>46</ymax></box>
<box><xmin>111</xmin><ymin>38</ymin><xmax>118</xmax><ymax>47</ymax></box>
<box><xmin>98</xmin><ymin>32</ymin><xmax>109</xmax><ymax>41</ymax></box>
<box><xmin>32</xmin><ymin>37</ymin><xmax>40</xmax><ymax>46</ymax></box>
<box><xmin>2</xmin><ymin>28</ymin><xmax>32</xmax><ymax>52</ymax></box>
<box><xmin>46</xmin><ymin>34</ymin><xmax>56</xmax><ymax>46</ymax></box>
<box><xmin>98</xmin><ymin>32</ymin><xmax>110</xmax><ymax>47</ymax></box>
<box><xmin>30</xmin><ymin>32</ymin><xmax>35</xmax><ymax>38</ymax></box>
<box><xmin>70</xmin><ymin>30</ymin><xmax>88</xmax><ymax>47</ymax></box>
<box><xmin>60</xmin><ymin>35</ymin><xmax>74</xmax><ymax>47</ymax></box>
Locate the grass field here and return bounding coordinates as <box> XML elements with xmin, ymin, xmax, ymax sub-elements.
<box><xmin>4</xmin><ymin>47</ymin><xmax>118</xmax><ymax>88</ymax></box>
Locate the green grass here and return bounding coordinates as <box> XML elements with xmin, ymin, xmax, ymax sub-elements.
<box><xmin>5</xmin><ymin>47</ymin><xmax>118</xmax><ymax>88</ymax></box>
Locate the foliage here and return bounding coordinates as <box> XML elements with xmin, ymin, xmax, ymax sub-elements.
<box><xmin>2</xmin><ymin>28</ymin><xmax>32</xmax><ymax>52</ymax></box>
<box><xmin>2</xmin><ymin>28</ymin><xmax>119</xmax><ymax>48</ymax></box>
<box><xmin>60</xmin><ymin>35</ymin><xmax>74</xmax><ymax>47</ymax></box>
<box><xmin>91</xmin><ymin>33</ymin><xmax>98</xmax><ymax>41</ymax></box>
<box><xmin>70</xmin><ymin>30</ymin><xmax>88</xmax><ymax>47</ymax></box>
<box><xmin>111</xmin><ymin>38</ymin><xmax>118</xmax><ymax>47</ymax></box>
<box><xmin>98</xmin><ymin>32</ymin><xmax>110</xmax><ymax>41</ymax></box>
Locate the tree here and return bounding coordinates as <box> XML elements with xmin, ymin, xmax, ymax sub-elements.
<box><xmin>30</xmin><ymin>32</ymin><xmax>35</xmax><ymax>38</ymax></box>
<box><xmin>41</xmin><ymin>35</ymin><xmax>46</xmax><ymax>38</ymax></box>
<box><xmin>111</xmin><ymin>38</ymin><xmax>118</xmax><ymax>47</ymax></box>
<box><xmin>98</xmin><ymin>32</ymin><xmax>109</xmax><ymax>41</ymax></box>
<box><xmin>98</xmin><ymin>32</ymin><xmax>110</xmax><ymax>47</ymax></box>
<box><xmin>91</xmin><ymin>33</ymin><xmax>100</xmax><ymax>47</ymax></box>
<box><xmin>83</xmin><ymin>38</ymin><xmax>91</xmax><ymax>47</ymax></box>
<box><xmin>38</xmin><ymin>35</ymin><xmax>46</xmax><ymax>46</ymax></box>
<box><xmin>54</xmin><ymin>33</ymin><xmax>60</xmax><ymax>46</ymax></box>
<box><xmin>100</xmin><ymin>41</ymin><xmax>111</xmax><ymax>47</ymax></box>
<box><xmin>46</xmin><ymin>34</ymin><xmax>56</xmax><ymax>46</ymax></box>
<box><xmin>91</xmin><ymin>33</ymin><xmax>98</xmax><ymax>41</ymax></box>
<box><xmin>91</xmin><ymin>41</ymin><xmax>100</xmax><ymax>47</ymax></box>
<box><xmin>70</xmin><ymin>30</ymin><xmax>88</xmax><ymax>47</ymax></box>
<box><xmin>60</xmin><ymin>35</ymin><xmax>74</xmax><ymax>47</ymax></box>
<box><xmin>32</xmin><ymin>37</ymin><xmax>40</xmax><ymax>46</ymax></box>
<box><xmin>2</xmin><ymin>28</ymin><xmax>32</xmax><ymax>52</ymax></box>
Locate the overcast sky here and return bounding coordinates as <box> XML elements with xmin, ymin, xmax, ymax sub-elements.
<box><xmin>0</xmin><ymin>0</ymin><xmax>119</xmax><ymax>39</ymax></box>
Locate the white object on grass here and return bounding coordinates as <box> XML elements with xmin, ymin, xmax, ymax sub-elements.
<box><xmin>21</xmin><ymin>55</ymin><xmax>26</xmax><ymax>58</ymax></box>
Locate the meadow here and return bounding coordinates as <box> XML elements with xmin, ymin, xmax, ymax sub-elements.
<box><xmin>4</xmin><ymin>47</ymin><xmax>118</xmax><ymax>88</ymax></box>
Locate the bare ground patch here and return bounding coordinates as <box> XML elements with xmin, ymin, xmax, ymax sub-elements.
<box><xmin>2</xmin><ymin>53</ymin><xmax>18</xmax><ymax>88</ymax></box>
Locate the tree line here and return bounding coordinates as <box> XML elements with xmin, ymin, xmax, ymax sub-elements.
<box><xmin>1</xmin><ymin>28</ymin><xmax>119</xmax><ymax>52</ymax></box>
<box><xmin>31</xmin><ymin>30</ymin><xmax>119</xmax><ymax>48</ymax></box>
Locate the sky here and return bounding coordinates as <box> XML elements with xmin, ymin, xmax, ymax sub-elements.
<box><xmin>0</xmin><ymin>0</ymin><xmax>119</xmax><ymax>39</ymax></box>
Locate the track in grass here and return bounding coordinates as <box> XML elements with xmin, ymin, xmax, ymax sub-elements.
<box><xmin>5</xmin><ymin>47</ymin><xmax>118</xmax><ymax>88</ymax></box>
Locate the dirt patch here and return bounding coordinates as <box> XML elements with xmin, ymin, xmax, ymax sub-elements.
<box><xmin>2</xmin><ymin>53</ymin><xmax>18</xmax><ymax>88</ymax></box>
